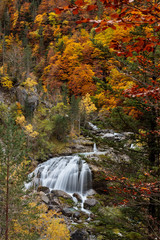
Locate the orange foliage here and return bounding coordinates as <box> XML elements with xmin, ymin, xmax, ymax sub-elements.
<box><xmin>68</xmin><ymin>64</ymin><xmax>96</xmax><ymax>96</ymax></box>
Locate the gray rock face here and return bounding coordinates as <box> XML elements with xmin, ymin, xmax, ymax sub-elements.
<box><xmin>51</xmin><ymin>190</ymin><xmax>72</xmax><ymax>199</ymax></box>
<box><xmin>16</xmin><ymin>86</ymin><xmax>39</xmax><ymax>112</ymax></box>
<box><xmin>84</xmin><ymin>198</ymin><xmax>98</xmax><ymax>209</ymax></box>
<box><xmin>70</xmin><ymin>136</ymin><xmax>94</xmax><ymax>153</ymax></box>
<box><xmin>16</xmin><ymin>87</ymin><xmax>27</xmax><ymax>105</ymax></box>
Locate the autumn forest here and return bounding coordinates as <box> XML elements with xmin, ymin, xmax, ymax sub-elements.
<box><xmin>0</xmin><ymin>0</ymin><xmax>160</xmax><ymax>239</ymax></box>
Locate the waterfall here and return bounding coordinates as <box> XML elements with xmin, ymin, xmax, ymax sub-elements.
<box><xmin>26</xmin><ymin>155</ymin><xmax>92</xmax><ymax>196</ymax></box>
<box><xmin>93</xmin><ymin>143</ymin><xmax>97</xmax><ymax>152</ymax></box>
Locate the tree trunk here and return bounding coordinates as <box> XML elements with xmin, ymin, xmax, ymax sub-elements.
<box><xmin>5</xmin><ymin>160</ymin><xmax>9</xmax><ymax>240</ymax></box>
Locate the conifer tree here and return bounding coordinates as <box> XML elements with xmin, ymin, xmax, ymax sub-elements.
<box><xmin>0</xmin><ymin>115</ymin><xmax>37</xmax><ymax>240</ymax></box>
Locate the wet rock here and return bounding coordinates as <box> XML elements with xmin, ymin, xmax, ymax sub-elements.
<box><xmin>114</xmin><ymin>132</ymin><xmax>125</xmax><ymax>140</ymax></box>
<box><xmin>84</xmin><ymin>198</ymin><xmax>98</xmax><ymax>209</ymax></box>
<box><xmin>73</xmin><ymin>193</ymin><xmax>82</xmax><ymax>202</ymax></box>
<box><xmin>102</xmin><ymin>133</ymin><xmax>115</xmax><ymax>140</ymax></box>
<box><xmin>76</xmin><ymin>219</ymin><xmax>83</xmax><ymax>223</ymax></box>
<box><xmin>37</xmin><ymin>186</ymin><xmax>50</xmax><ymax>194</ymax></box>
<box><xmin>62</xmin><ymin>208</ymin><xmax>80</xmax><ymax>218</ymax></box>
<box><xmin>71</xmin><ymin>229</ymin><xmax>88</xmax><ymax>240</ymax></box>
<box><xmin>123</xmin><ymin>131</ymin><xmax>134</xmax><ymax>137</ymax></box>
<box><xmin>87</xmin><ymin>122</ymin><xmax>99</xmax><ymax>131</ymax></box>
<box><xmin>39</xmin><ymin>191</ymin><xmax>50</xmax><ymax>204</ymax></box>
<box><xmin>50</xmin><ymin>197</ymin><xmax>61</xmax><ymax>206</ymax></box>
<box><xmin>73</xmin><ymin>211</ymin><xmax>81</xmax><ymax>219</ymax></box>
<box><xmin>51</xmin><ymin>190</ymin><xmax>72</xmax><ymax>199</ymax></box>
<box><xmin>48</xmin><ymin>153</ymin><xmax>53</xmax><ymax>158</ymax></box>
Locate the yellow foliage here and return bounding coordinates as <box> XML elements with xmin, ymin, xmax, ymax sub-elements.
<box><xmin>16</xmin><ymin>102</ymin><xmax>23</xmax><ymax>115</ymax></box>
<box><xmin>48</xmin><ymin>12</ymin><xmax>58</xmax><ymax>25</ymax></box>
<box><xmin>29</xmin><ymin>30</ymin><xmax>40</xmax><ymax>39</ymax></box>
<box><xmin>15</xmin><ymin>115</ymin><xmax>26</xmax><ymax>126</ymax></box>
<box><xmin>34</xmin><ymin>13</ymin><xmax>47</xmax><ymax>26</ymax></box>
<box><xmin>54</xmin><ymin>25</ymin><xmax>61</xmax><ymax>38</ymax></box>
<box><xmin>64</xmin><ymin>40</ymin><xmax>83</xmax><ymax>58</ymax></box>
<box><xmin>56</xmin><ymin>35</ymin><xmax>69</xmax><ymax>49</ymax></box>
<box><xmin>16</xmin><ymin>115</ymin><xmax>39</xmax><ymax>138</ymax></box>
<box><xmin>32</xmin><ymin>44</ymin><xmax>40</xmax><ymax>56</ymax></box>
<box><xmin>108</xmin><ymin>68</ymin><xmax>133</xmax><ymax>91</ymax></box>
<box><xmin>80</xmin><ymin>28</ymin><xmax>90</xmax><ymax>37</ymax></box>
<box><xmin>24</xmin><ymin>124</ymin><xmax>39</xmax><ymax>138</ymax></box>
<box><xmin>38</xmin><ymin>205</ymin><xmax>70</xmax><ymax>240</ymax></box>
<box><xmin>5</xmin><ymin>34</ymin><xmax>14</xmax><ymax>46</ymax></box>
<box><xmin>43</xmin><ymin>84</ymin><xmax>48</xmax><ymax>93</ymax></box>
<box><xmin>63</xmin><ymin>20</ymin><xmax>69</xmax><ymax>25</ymax></box>
<box><xmin>23</xmin><ymin>76</ymin><xmax>38</xmax><ymax>92</ymax></box>
<box><xmin>94</xmin><ymin>27</ymin><xmax>113</xmax><ymax>47</ymax></box>
<box><xmin>94</xmin><ymin>91</ymin><xmax>108</xmax><ymax>107</ymax></box>
<box><xmin>94</xmin><ymin>67</ymin><xmax>134</xmax><ymax>112</ymax></box>
<box><xmin>94</xmin><ymin>25</ymin><xmax>133</xmax><ymax>50</ymax></box>
<box><xmin>80</xmin><ymin>93</ymin><xmax>97</xmax><ymax>115</ymax></box>
<box><xmin>0</xmin><ymin>75</ymin><xmax>13</xmax><ymax>89</ymax></box>
<box><xmin>0</xmin><ymin>66</ymin><xmax>5</xmax><ymax>75</ymax></box>
<box><xmin>12</xmin><ymin>204</ymin><xmax>70</xmax><ymax>240</ymax></box>
<box><xmin>12</xmin><ymin>10</ymin><xmax>19</xmax><ymax>28</ymax></box>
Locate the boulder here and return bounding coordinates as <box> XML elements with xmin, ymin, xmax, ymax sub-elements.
<box><xmin>73</xmin><ymin>193</ymin><xmax>82</xmax><ymax>202</ymax></box>
<box><xmin>71</xmin><ymin>230</ymin><xmax>88</xmax><ymax>240</ymax></box>
<box><xmin>84</xmin><ymin>198</ymin><xmax>98</xmax><ymax>209</ymax></box>
<box><xmin>50</xmin><ymin>197</ymin><xmax>61</xmax><ymax>206</ymax></box>
<box><xmin>37</xmin><ymin>186</ymin><xmax>50</xmax><ymax>194</ymax></box>
<box><xmin>39</xmin><ymin>191</ymin><xmax>50</xmax><ymax>204</ymax></box>
<box><xmin>102</xmin><ymin>133</ymin><xmax>115</xmax><ymax>140</ymax></box>
<box><xmin>51</xmin><ymin>190</ymin><xmax>72</xmax><ymax>199</ymax></box>
<box><xmin>47</xmin><ymin>205</ymin><xmax>62</xmax><ymax>213</ymax></box>
<box><xmin>114</xmin><ymin>133</ymin><xmax>125</xmax><ymax>140</ymax></box>
<box><xmin>86</xmin><ymin>189</ymin><xmax>97</xmax><ymax>196</ymax></box>
<box><xmin>62</xmin><ymin>208</ymin><xmax>80</xmax><ymax>218</ymax></box>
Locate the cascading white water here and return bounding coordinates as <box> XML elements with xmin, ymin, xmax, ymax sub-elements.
<box><xmin>93</xmin><ymin>143</ymin><xmax>97</xmax><ymax>152</ymax></box>
<box><xmin>25</xmin><ymin>155</ymin><xmax>92</xmax><ymax>196</ymax></box>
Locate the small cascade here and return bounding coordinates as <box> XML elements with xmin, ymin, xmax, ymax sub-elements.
<box><xmin>25</xmin><ymin>155</ymin><xmax>92</xmax><ymax>197</ymax></box>
<box><xmin>93</xmin><ymin>143</ymin><xmax>97</xmax><ymax>152</ymax></box>
<box><xmin>88</xmin><ymin>122</ymin><xmax>99</xmax><ymax>131</ymax></box>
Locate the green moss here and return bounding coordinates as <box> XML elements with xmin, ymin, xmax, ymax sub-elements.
<box><xmin>125</xmin><ymin>232</ymin><xmax>143</xmax><ymax>240</ymax></box>
<box><xmin>58</xmin><ymin>197</ymin><xmax>74</xmax><ymax>206</ymax></box>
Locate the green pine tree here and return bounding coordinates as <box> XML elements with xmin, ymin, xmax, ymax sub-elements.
<box><xmin>0</xmin><ymin>115</ymin><xmax>38</xmax><ymax>240</ymax></box>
